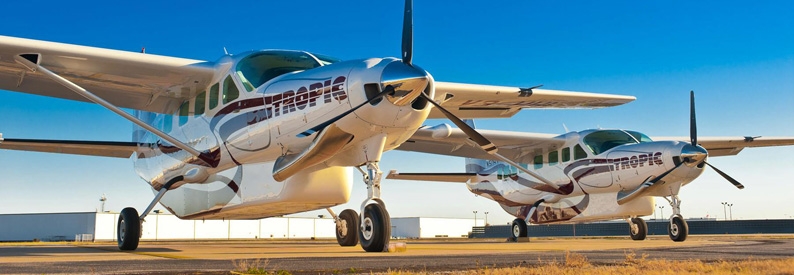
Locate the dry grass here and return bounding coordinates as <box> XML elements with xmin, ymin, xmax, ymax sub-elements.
<box><xmin>383</xmin><ymin>251</ymin><xmax>794</xmax><ymax>275</ymax></box>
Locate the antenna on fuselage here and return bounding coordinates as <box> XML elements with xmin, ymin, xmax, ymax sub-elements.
<box><xmin>562</xmin><ymin>123</ymin><xmax>569</xmax><ymax>133</ymax></box>
<box><xmin>223</xmin><ymin>47</ymin><xmax>229</xmax><ymax>55</ymax></box>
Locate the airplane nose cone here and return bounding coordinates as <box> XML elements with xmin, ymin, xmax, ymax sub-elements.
<box><xmin>380</xmin><ymin>61</ymin><xmax>428</xmax><ymax>106</ymax></box>
<box><xmin>680</xmin><ymin>143</ymin><xmax>708</xmax><ymax>166</ymax></box>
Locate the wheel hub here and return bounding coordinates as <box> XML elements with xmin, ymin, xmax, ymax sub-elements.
<box><xmin>119</xmin><ymin>220</ymin><xmax>126</xmax><ymax>242</ymax></box>
<box><xmin>512</xmin><ymin>224</ymin><xmax>520</xmax><ymax>237</ymax></box>
<box><xmin>362</xmin><ymin>217</ymin><xmax>374</xmax><ymax>240</ymax></box>
<box><xmin>670</xmin><ymin>223</ymin><xmax>679</xmax><ymax>236</ymax></box>
<box><xmin>338</xmin><ymin>220</ymin><xmax>348</xmax><ymax>238</ymax></box>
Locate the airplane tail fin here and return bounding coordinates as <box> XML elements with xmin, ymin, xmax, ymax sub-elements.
<box><xmin>132</xmin><ymin>110</ymin><xmax>156</xmax><ymax>143</ymax></box>
<box><xmin>463</xmin><ymin>119</ymin><xmax>489</xmax><ymax>173</ymax></box>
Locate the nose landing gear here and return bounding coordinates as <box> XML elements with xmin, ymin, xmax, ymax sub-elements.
<box><xmin>663</xmin><ymin>194</ymin><xmax>688</xmax><ymax>242</ymax></box>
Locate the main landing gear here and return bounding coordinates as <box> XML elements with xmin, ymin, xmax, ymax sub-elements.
<box><xmin>627</xmin><ymin>217</ymin><xmax>648</xmax><ymax>241</ymax></box>
<box><xmin>664</xmin><ymin>195</ymin><xmax>688</xmax><ymax>242</ymax></box>
<box><xmin>329</xmin><ymin>162</ymin><xmax>391</xmax><ymax>252</ymax></box>
<box><xmin>117</xmin><ymin>177</ymin><xmax>181</xmax><ymax>250</ymax></box>
<box><xmin>511</xmin><ymin>219</ymin><xmax>528</xmax><ymax>239</ymax></box>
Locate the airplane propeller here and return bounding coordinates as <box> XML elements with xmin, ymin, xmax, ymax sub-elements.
<box><xmin>688</xmin><ymin>90</ymin><xmax>745</xmax><ymax>189</ymax></box>
<box><xmin>402</xmin><ymin>0</ymin><xmax>413</xmax><ymax>65</ymax></box>
<box><xmin>417</xmin><ymin>92</ymin><xmax>562</xmax><ymax>192</ymax></box>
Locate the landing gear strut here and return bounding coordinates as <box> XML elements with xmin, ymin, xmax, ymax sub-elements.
<box><xmin>664</xmin><ymin>194</ymin><xmax>688</xmax><ymax>242</ymax></box>
<box><xmin>117</xmin><ymin>176</ymin><xmax>182</xmax><ymax>251</ymax></box>
<box><xmin>357</xmin><ymin>162</ymin><xmax>391</xmax><ymax>252</ymax></box>
<box><xmin>627</xmin><ymin>217</ymin><xmax>647</xmax><ymax>241</ymax></box>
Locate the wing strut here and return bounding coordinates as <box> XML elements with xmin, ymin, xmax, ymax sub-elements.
<box><xmin>13</xmin><ymin>54</ymin><xmax>212</xmax><ymax>165</ymax></box>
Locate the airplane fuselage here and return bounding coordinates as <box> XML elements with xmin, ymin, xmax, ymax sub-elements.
<box><xmin>132</xmin><ymin>51</ymin><xmax>433</xmax><ymax>219</ymax></box>
<box><xmin>466</xmin><ymin>129</ymin><xmax>705</xmax><ymax>224</ymax></box>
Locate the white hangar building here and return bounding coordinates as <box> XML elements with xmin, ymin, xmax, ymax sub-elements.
<box><xmin>0</xmin><ymin>212</ymin><xmax>480</xmax><ymax>242</ymax></box>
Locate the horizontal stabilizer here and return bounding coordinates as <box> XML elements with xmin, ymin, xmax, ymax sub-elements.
<box><xmin>0</xmin><ymin>136</ymin><xmax>140</xmax><ymax>158</ymax></box>
<box><xmin>386</xmin><ymin>170</ymin><xmax>477</xmax><ymax>183</ymax></box>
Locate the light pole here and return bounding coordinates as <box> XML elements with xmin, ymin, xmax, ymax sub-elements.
<box><xmin>654</xmin><ymin>204</ymin><xmax>658</xmax><ymax>219</ymax></box>
<box><xmin>721</xmin><ymin>202</ymin><xmax>728</xmax><ymax>220</ymax></box>
<box><xmin>473</xmin><ymin>211</ymin><xmax>478</xmax><ymax>227</ymax></box>
<box><xmin>728</xmin><ymin>204</ymin><xmax>733</xmax><ymax>220</ymax></box>
<box><xmin>658</xmin><ymin>205</ymin><xmax>664</xmax><ymax>219</ymax></box>
<box><xmin>484</xmin><ymin>211</ymin><xmax>489</xmax><ymax>226</ymax></box>
<box><xmin>99</xmin><ymin>194</ymin><xmax>107</xmax><ymax>213</ymax></box>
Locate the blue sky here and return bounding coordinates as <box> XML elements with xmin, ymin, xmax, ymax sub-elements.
<box><xmin>1</xmin><ymin>1</ymin><xmax>793</xmax><ymax>224</ymax></box>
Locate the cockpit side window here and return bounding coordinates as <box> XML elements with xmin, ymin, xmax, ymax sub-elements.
<box><xmin>582</xmin><ymin>130</ymin><xmax>639</xmax><ymax>155</ymax></box>
<box><xmin>573</xmin><ymin>144</ymin><xmax>588</xmax><ymax>160</ymax></box>
<box><xmin>235</xmin><ymin>51</ymin><xmax>323</xmax><ymax>92</ymax></box>
<box><xmin>223</xmin><ymin>75</ymin><xmax>239</xmax><ymax>104</ymax></box>
<box><xmin>627</xmin><ymin>130</ymin><xmax>654</xmax><ymax>143</ymax></box>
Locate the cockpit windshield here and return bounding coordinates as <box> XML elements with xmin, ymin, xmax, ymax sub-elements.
<box><xmin>582</xmin><ymin>130</ymin><xmax>652</xmax><ymax>155</ymax></box>
<box><xmin>235</xmin><ymin>51</ymin><xmax>328</xmax><ymax>92</ymax></box>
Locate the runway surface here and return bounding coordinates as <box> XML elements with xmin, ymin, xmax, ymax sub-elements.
<box><xmin>1</xmin><ymin>235</ymin><xmax>792</xmax><ymax>274</ymax></box>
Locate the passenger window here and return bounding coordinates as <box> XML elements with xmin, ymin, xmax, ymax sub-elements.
<box><xmin>178</xmin><ymin>101</ymin><xmax>189</xmax><ymax>126</ymax></box>
<box><xmin>208</xmin><ymin>83</ymin><xmax>219</xmax><ymax>109</ymax></box>
<box><xmin>574</xmin><ymin>144</ymin><xmax>588</xmax><ymax>160</ymax></box>
<box><xmin>163</xmin><ymin>114</ymin><xmax>173</xmax><ymax>133</ymax></box>
<box><xmin>549</xmin><ymin>151</ymin><xmax>559</xmax><ymax>166</ymax></box>
<box><xmin>223</xmin><ymin>75</ymin><xmax>239</xmax><ymax>104</ymax></box>
<box><xmin>562</xmin><ymin>147</ymin><xmax>571</xmax><ymax>162</ymax></box>
<box><xmin>533</xmin><ymin>155</ymin><xmax>543</xmax><ymax>169</ymax></box>
<box><xmin>195</xmin><ymin>91</ymin><xmax>206</xmax><ymax>117</ymax></box>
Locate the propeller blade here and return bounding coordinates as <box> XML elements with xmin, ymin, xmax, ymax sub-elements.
<box><xmin>690</xmin><ymin>90</ymin><xmax>697</xmax><ymax>146</ymax></box>
<box><xmin>705</xmin><ymin>161</ymin><xmax>745</xmax><ymax>189</ymax></box>
<box><xmin>297</xmin><ymin>86</ymin><xmax>395</xmax><ymax>137</ymax></box>
<box><xmin>418</xmin><ymin>93</ymin><xmax>558</xmax><ymax>188</ymax></box>
<box><xmin>401</xmin><ymin>0</ymin><xmax>413</xmax><ymax>65</ymax></box>
<box><xmin>419</xmin><ymin>93</ymin><xmax>495</xmax><ymax>153</ymax></box>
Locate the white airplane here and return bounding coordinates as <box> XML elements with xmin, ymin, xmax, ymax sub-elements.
<box><xmin>0</xmin><ymin>1</ymin><xmax>635</xmax><ymax>252</ymax></box>
<box><xmin>388</xmin><ymin>91</ymin><xmax>794</xmax><ymax>242</ymax></box>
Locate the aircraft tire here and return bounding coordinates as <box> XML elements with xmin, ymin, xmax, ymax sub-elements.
<box><xmin>668</xmin><ymin>215</ymin><xmax>688</xmax><ymax>242</ymax></box>
<box><xmin>511</xmin><ymin>219</ymin><xmax>527</xmax><ymax>238</ymax></box>
<box><xmin>629</xmin><ymin>218</ymin><xmax>647</xmax><ymax>241</ymax></box>
<box><xmin>359</xmin><ymin>203</ymin><xmax>390</xmax><ymax>252</ymax></box>
<box><xmin>336</xmin><ymin>209</ymin><xmax>359</xmax><ymax>247</ymax></box>
<box><xmin>117</xmin><ymin>207</ymin><xmax>141</xmax><ymax>251</ymax></box>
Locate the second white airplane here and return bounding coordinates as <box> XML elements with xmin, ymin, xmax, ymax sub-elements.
<box><xmin>389</xmin><ymin>91</ymin><xmax>794</xmax><ymax>242</ymax></box>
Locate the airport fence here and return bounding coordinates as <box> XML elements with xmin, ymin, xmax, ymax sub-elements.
<box><xmin>469</xmin><ymin>219</ymin><xmax>794</xmax><ymax>239</ymax></box>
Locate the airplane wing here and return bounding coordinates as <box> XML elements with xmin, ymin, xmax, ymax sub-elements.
<box><xmin>0</xmin><ymin>134</ymin><xmax>142</xmax><ymax>158</ymax></box>
<box><xmin>385</xmin><ymin>170</ymin><xmax>477</xmax><ymax>183</ymax></box>
<box><xmin>430</xmin><ymin>82</ymin><xmax>636</xmax><ymax>119</ymax></box>
<box><xmin>654</xmin><ymin>136</ymin><xmax>794</xmax><ymax>157</ymax></box>
<box><xmin>395</xmin><ymin>124</ymin><xmax>564</xmax><ymax>163</ymax></box>
<box><xmin>0</xmin><ymin>35</ymin><xmax>216</xmax><ymax>114</ymax></box>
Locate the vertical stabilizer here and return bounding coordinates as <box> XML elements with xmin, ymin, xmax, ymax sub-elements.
<box><xmin>132</xmin><ymin>110</ymin><xmax>156</xmax><ymax>143</ymax></box>
<box><xmin>463</xmin><ymin>119</ymin><xmax>489</xmax><ymax>173</ymax></box>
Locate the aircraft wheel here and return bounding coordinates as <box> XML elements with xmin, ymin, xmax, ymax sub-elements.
<box><xmin>336</xmin><ymin>209</ymin><xmax>359</xmax><ymax>247</ymax></box>
<box><xmin>668</xmin><ymin>215</ymin><xmax>688</xmax><ymax>242</ymax></box>
<box><xmin>359</xmin><ymin>203</ymin><xmax>390</xmax><ymax>252</ymax></box>
<box><xmin>511</xmin><ymin>219</ymin><xmax>528</xmax><ymax>239</ymax></box>
<box><xmin>117</xmin><ymin>207</ymin><xmax>141</xmax><ymax>251</ymax></box>
<box><xmin>629</xmin><ymin>218</ymin><xmax>647</xmax><ymax>241</ymax></box>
